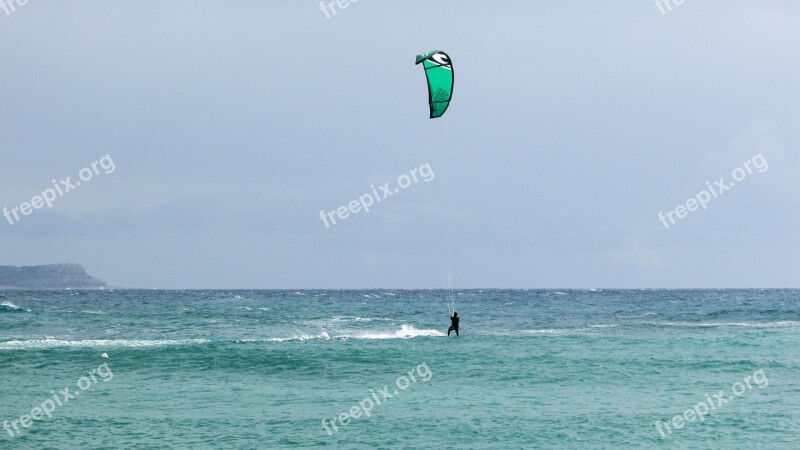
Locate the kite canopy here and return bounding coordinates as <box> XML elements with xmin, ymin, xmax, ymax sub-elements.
<box><xmin>415</xmin><ymin>50</ymin><xmax>454</xmax><ymax>119</ymax></box>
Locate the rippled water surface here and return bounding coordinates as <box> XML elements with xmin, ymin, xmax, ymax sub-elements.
<box><xmin>1</xmin><ymin>289</ymin><xmax>799</xmax><ymax>448</ymax></box>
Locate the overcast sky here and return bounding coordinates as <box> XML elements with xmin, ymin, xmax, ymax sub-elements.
<box><xmin>1</xmin><ymin>1</ymin><xmax>799</xmax><ymax>288</ymax></box>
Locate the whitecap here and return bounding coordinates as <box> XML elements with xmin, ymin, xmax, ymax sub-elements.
<box><xmin>521</xmin><ymin>329</ymin><xmax>585</xmax><ymax>336</ymax></box>
<box><xmin>0</xmin><ymin>338</ymin><xmax>210</xmax><ymax>350</ymax></box>
<box><xmin>267</xmin><ymin>325</ymin><xmax>443</xmax><ymax>341</ymax></box>
<box><xmin>656</xmin><ymin>321</ymin><xmax>800</xmax><ymax>328</ymax></box>
<box><xmin>268</xmin><ymin>331</ymin><xmax>332</xmax><ymax>342</ymax></box>
<box><xmin>352</xmin><ymin>325</ymin><xmax>444</xmax><ymax>340</ymax></box>
<box><xmin>1</xmin><ymin>301</ymin><xmax>22</xmax><ymax>310</ymax></box>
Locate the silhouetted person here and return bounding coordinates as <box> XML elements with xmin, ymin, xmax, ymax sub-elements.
<box><xmin>448</xmin><ymin>312</ymin><xmax>459</xmax><ymax>336</ymax></box>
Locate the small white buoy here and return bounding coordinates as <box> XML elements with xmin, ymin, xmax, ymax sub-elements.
<box><xmin>100</xmin><ymin>353</ymin><xmax>109</xmax><ymax>359</ymax></box>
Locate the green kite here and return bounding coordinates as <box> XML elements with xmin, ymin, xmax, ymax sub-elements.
<box><xmin>415</xmin><ymin>50</ymin><xmax>454</xmax><ymax>119</ymax></box>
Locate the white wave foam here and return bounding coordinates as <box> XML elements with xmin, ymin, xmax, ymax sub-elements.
<box><xmin>267</xmin><ymin>325</ymin><xmax>444</xmax><ymax>342</ymax></box>
<box><xmin>0</xmin><ymin>301</ymin><xmax>29</xmax><ymax>312</ymax></box>
<box><xmin>657</xmin><ymin>321</ymin><xmax>800</xmax><ymax>328</ymax></box>
<box><xmin>328</xmin><ymin>316</ymin><xmax>393</xmax><ymax>323</ymax></box>
<box><xmin>353</xmin><ymin>325</ymin><xmax>444</xmax><ymax>340</ymax></box>
<box><xmin>0</xmin><ymin>338</ymin><xmax>210</xmax><ymax>350</ymax></box>
<box><xmin>268</xmin><ymin>331</ymin><xmax>332</xmax><ymax>342</ymax></box>
<box><xmin>521</xmin><ymin>329</ymin><xmax>583</xmax><ymax>335</ymax></box>
<box><xmin>520</xmin><ymin>325</ymin><xmax>613</xmax><ymax>335</ymax></box>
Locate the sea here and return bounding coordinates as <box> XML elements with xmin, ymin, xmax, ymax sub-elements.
<box><xmin>1</xmin><ymin>289</ymin><xmax>798</xmax><ymax>449</ymax></box>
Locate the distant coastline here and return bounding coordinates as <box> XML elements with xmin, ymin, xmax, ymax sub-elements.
<box><xmin>0</xmin><ymin>264</ymin><xmax>107</xmax><ymax>289</ymax></box>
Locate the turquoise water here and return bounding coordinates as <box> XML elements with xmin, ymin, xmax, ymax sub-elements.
<box><xmin>1</xmin><ymin>289</ymin><xmax>799</xmax><ymax>449</ymax></box>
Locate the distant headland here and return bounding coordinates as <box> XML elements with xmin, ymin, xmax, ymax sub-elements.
<box><xmin>0</xmin><ymin>264</ymin><xmax>107</xmax><ymax>289</ymax></box>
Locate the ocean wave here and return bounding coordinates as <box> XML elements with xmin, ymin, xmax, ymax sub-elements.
<box><xmin>0</xmin><ymin>338</ymin><xmax>210</xmax><ymax>350</ymax></box>
<box><xmin>328</xmin><ymin>315</ymin><xmax>393</xmax><ymax>323</ymax></box>
<box><xmin>268</xmin><ymin>331</ymin><xmax>332</xmax><ymax>342</ymax></box>
<box><xmin>653</xmin><ymin>321</ymin><xmax>800</xmax><ymax>328</ymax></box>
<box><xmin>0</xmin><ymin>301</ymin><xmax>28</xmax><ymax>312</ymax></box>
<box><xmin>267</xmin><ymin>325</ymin><xmax>443</xmax><ymax>342</ymax></box>
<box><xmin>521</xmin><ymin>329</ymin><xmax>588</xmax><ymax>336</ymax></box>
<box><xmin>519</xmin><ymin>325</ymin><xmax>616</xmax><ymax>335</ymax></box>
<box><xmin>353</xmin><ymin>325</ymin><xmax>445</xmax><ymax>339</ymax></box>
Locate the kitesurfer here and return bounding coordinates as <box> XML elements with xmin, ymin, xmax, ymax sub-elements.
<box><xmin>447</xmin><ymin>312</ymin><xmax>459</xmax><ymax>336</ymax></box>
